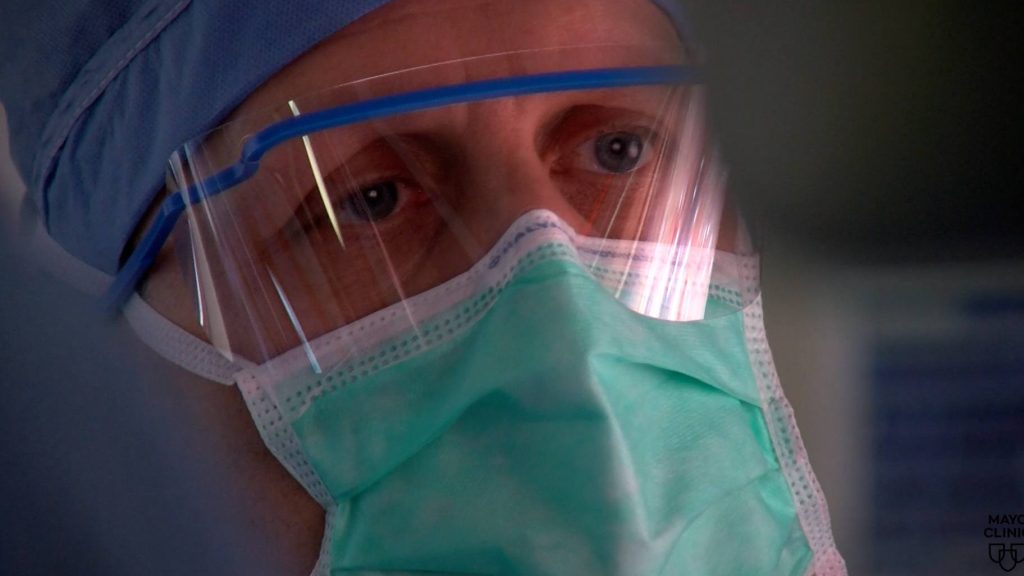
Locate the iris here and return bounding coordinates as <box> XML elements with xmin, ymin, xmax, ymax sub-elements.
<box><xmin>594</xmin><ymin>132</ymin><xmax>644</xmax><ymax>173</ymax></box>
<box><xmin>346</xmin><ymin>182</ymin><xmax>401</xmax><ymax>221</ymax></box>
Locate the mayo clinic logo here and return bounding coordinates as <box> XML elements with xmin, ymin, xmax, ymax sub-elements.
<box><xmin>987</xmin><ymin>515</ymin><xmax>1024</xmax><ymax>572</ymax></box>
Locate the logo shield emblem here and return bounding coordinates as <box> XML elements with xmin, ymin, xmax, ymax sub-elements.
<box><xmin>990</xmin><ymin>543</ymin><xmax>1024</xmax><ymax>572</ymax></box>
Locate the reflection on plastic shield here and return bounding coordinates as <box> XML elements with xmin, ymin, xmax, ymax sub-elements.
<box><xmin>161</xmin><ymin>47</ymin><xmax>737</xmax><ymax>365</ymax></box>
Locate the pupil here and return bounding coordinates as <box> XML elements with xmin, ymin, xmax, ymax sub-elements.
<box><xmin>347</xmin><ymin>182</ymin><xmax>399</xmax><ymax>222</ymax></box>
<box><xmin>595</xmin><ymin>132</ymin><xmax>644</xmax><ymax>173</ymax></box>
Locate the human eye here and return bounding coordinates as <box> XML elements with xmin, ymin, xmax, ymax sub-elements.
<box><xmin>541</xmin><ymin>99</ymin><xmax>679</xmax><ymax>237</ymax></box>
<box><xmin>545</xmin><ymin>101</ymin><xmax>670</xmax><ymax>181</ymax></box>
<box><xmin>287</xmin><ymin>138</ymin><xmax>431</xmax><ymax>236</ymax></box>
<box><xmin>575</xmin><ymin>128</ymin><xmax>656</xmax><ymax>175</ymax></box>
<box><xmin>285</xmin><ymin>173</ymin><xmax>423</xmax><ymax>240</ymax></box>
<box><xmin>337</xmin><ymin>177</ymin><xmax>420</xmax><ymax>223</ymax></box>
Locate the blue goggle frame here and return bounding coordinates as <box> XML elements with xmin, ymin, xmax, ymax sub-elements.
<box><xmin>104</xmin><ymin>65</ymin><xmax>701</xmax><ymax>313</ymax></box>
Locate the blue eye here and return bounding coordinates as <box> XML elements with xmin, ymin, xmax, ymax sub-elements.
<box><xmin>594</xmin><ymin>132</ymin><xmax>645</xmax><ymax>173</ymax></box>
<box><xmin>344</xmin><ymin>181</ymin><xmax>400</xmax><ymax>222</ymax></box>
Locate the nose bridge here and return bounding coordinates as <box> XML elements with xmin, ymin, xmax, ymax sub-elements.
<box><xmin>462</xmin><ymin>100</ymin><xmax>545</xmax><ymax>202</ymax></box>
<box><xmin>455</xmin><ymin>99</ymin><xmax>584</xmax><ymax>235</ymax></box>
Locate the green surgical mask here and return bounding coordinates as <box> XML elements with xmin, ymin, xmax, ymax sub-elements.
<box><xmin>128</xmin><ymin>211</ymin><xmax>845</xmax><ymax>575</ymax></box>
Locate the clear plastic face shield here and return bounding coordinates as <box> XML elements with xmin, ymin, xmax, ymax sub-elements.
<box><xmin>112</xmin><ymin>6</ymin><xmax>758</xmax><ymax>371</ymax></box>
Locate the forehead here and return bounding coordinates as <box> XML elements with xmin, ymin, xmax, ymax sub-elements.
<box><xmin>231</xmin><ymin>0</ymin><xmax>682</xmax><ymax>121</ymax></box>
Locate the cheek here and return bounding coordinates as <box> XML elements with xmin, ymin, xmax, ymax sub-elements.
<box><xmin>141</xmin><ymin>243</ymin><xmax>206</xmax><ymax>341</ymax></box>
<box><xmin>715</xmin><ymin>203</ymin><xmax>742</xmax><ymax>254</ymax></box>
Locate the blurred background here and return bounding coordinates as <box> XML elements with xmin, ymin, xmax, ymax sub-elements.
<box><xmin>2</xmin><ymin>1</ymin><xmax>1023</xmax><ymax>574</ymax></box>
<box><xmin>685</xmin><ymin>2</ymin><xmax>1024</xmax><ymax>574</ymax></box>
<box><xmin>0</xmin><ymin>112</ymin><xmax>299</xmax><ymax>572</ymax></box>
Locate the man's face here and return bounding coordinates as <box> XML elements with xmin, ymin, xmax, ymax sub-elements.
<box><xmin>145</xmin><ymin>0</ymin><xmax>688</xmax><ymax>361</ymax></box>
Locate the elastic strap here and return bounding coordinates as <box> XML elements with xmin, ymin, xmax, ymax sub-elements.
<box><xmin>123</xmin><ymin>293</ymin><xmax>245</xmax><ymax>385</ymax></box>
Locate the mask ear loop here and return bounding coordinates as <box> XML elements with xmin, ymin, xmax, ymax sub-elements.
<box><xmin>122</xmin><ymin>293</ymin><xmax>251</xmax><ymax>385</ymax></box>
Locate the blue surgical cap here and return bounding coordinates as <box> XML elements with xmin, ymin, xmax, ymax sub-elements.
<box><xmin>0</xmin><ymin>0</ymin><xmax>686</xmax><ymax>275</ymax></box>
